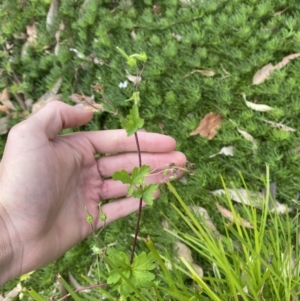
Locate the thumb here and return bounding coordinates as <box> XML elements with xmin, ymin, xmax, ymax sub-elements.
<box><xmin>29</xmin><ymin>101</ymin><xmax>93</xmax><ymax>139</ymax></box>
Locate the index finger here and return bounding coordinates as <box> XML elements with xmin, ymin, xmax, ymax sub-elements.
<box><xmin>82</xmin><ymin>129</ymin><xmax>177</xmax><ymax>153</ymax></box>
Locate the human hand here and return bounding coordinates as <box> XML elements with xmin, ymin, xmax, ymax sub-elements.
<box><xmin>0</xmin><ymin>101</ymin><xmax>186</xmax><ymax>285</ymax></box>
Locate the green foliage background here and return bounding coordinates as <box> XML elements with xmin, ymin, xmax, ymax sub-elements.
<box><xmin>1</xmin><ymin>0</ymin><xmax>300</xmax><ymax>297</ymax></box>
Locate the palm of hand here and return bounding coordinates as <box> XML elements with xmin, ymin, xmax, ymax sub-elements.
<box><xmin>0</xmin><ymin>102</ymin><xmax>185</xmax><ymax>278</ymax></box>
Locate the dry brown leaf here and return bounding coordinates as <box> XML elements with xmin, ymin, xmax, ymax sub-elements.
<box><xmin>273</xmin><ymin>7</ymin><xmax>288</xmax><ymax>16</ymax></box>
<box><xmin>190</xmin><ymin>112</ymin><xmax>222</xmax><ymax>139</ymax></box>
<box><xmin>26</xmin><ymin>23</ymin><xmax>37</xmax><ymax>45</ymax></box>
<box><xmin>70</xmin><ymin>94</ymin><xmax>104</xmax><ymax>112</ymax></box>
<box><xmin>237</xmin><ymin>128</ymin><xmax>255</xmax><ymax>142</ymax></box>
<box><xmin>191</xmin><ymin>263</ymin><xmax>204</xmax><ymax>278</ymax></box>
<box><xmin>130</xmin><ymin>30</ymin><xmax>137</xmax><ymax>40</ymax></box>
<box><xmin>46</xmin><ymin>0</ymin><xmax>59</xmax><ymax>32</ymax></box>
<box><xmin>1</xmin><ymin>285</ymin><xmax>20</xmax><ymax>301</ymax></box>
<box><xmin>212</xmin><ymin>189</ymin><xmax>264</xmax><ymax>209</ymax></box>
<box><xmin>37</xmin><ymin>77</ymin><xmax>62</xmax><ymax>103</ymax></box>
<box><xmin>175</xmin><ymin>241</ymin><xmax>193</xmax><ymax>264</ymax></box>
<box><xmin>263</xmin><ymin>119</ymin><xmax>296</xmax><ymax>132</ymax></box>
<box><xmin>209</xmin><ymin>146</ymin><xmax>234</xmax><ymax>158</ymax></box>
<box><xmin>184</xmin><ymin>69</ymin><xmax>215</xmax><ymax>78</ymax></box>
<box><xmin>0</xmin><ymin>117</ymin><xmax>9</xmax><ymax>135</ymax></box>
<box><xmin>13</xmin><ymin>32</ymin><xmax>27</xmax><ymax>40</ymax></box>
<box><xmin>242</xmin><ymin>93</ymin><xmax>274</xmax><ymax>112</ymax></box>
<box><xmin>0</xmin><ymin>88</ymin><xmax>15</xmax><ymax>110</ymax></box>
<box><xmin>216</xmin><ymin>203</ymin><xmax>253</xmax><ymax>229</ymax></box>
<box><xmin>253</xmin><ymin>53</ymin><xmax>300</xmax><ymax>85</ymax></box>
<box><xmin>31</xmin><ymin>94</ymin><xmax>62</xmax><ymax>114</ymax></box>
<box><xmin>252</xmin><ymin>63</ymin><xmax>275</xmax><ymax>85</ymax></box>
<box><xmin>189</xmin><ymin>206</ymin><xmax>220</xmax><ymax>236</ymax></box>
<box><xmin>126</xmin><ymin>73</ymin><xmax>141</xmax><ymax>85</ymax></box>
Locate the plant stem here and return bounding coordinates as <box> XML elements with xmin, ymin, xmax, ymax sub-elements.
<box><xmin>130</xmin><ymin>132</ymin><xmax>143</xmax><ymax>264</ymax></box>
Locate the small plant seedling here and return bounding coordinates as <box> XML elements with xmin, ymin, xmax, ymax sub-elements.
<box><xmin>81</xmin><ymin>48</ymin><xmax>193</xmax><ymax>298</ymax></box>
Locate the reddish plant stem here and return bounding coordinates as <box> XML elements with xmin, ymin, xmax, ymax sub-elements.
<box><xmin>130</xmin><ymin>132</ymin><xmax>143</xmax><ymax>264</ymax></box>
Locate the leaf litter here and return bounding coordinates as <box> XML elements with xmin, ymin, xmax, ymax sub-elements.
<box><xmin>211</xmin><ymin>186</ymin><xmax>291</xmax><ymax>214</ymax></box>
<box><xmin>0</xmin><ymin>117</ymin><xmax>9</xmax><ymax>135</ymax></box>
<box><xmin>162</xmin><ymin>219</ymin><xmax>203</xmax><ymax>278</ymax></box>
<box><xmin>183</xmin><ymin>69</ymin><xmax>215</xmax><ymax>78</ymax></box>
<box><xmin>70</xmin><ymin>94</ymin><xmax>104</xmax><ymax>112</ymax></box>
<box><xmin>0</xmin><ymin>88</ymin><xmax>15</xmax><ymax>111</ymax></box>
<box><xmin>262</xmin><ymin>119</ymin><xmax>296</xmax><ymax>132</ymax></box>
<box><xmin>209</xmin><ymin>146</ymin><xmax>234</xmax><ymax>158</ymax></box>
<box><xmin>190</xmin><ymin>112</ymin><xmax>222</xmax><ymax>139</ymax></box>
<box><xmin>242</xmin><ymin>93</ymin><xmax>274</xmax><ymax>112</ymax></box>
<box><xmin>252</xmin><ymin>53</ymin><xmax>300</xmax><ymax>85</ymax></box>
<box><xmin>31</xmin><ymin>77</ymin><xmax>63</xmax><ymax>113</ymax></box>
<box><xmin>216</xmin><ymin>203</ymin><xmax>253</xmax><ymax>229</ymax></box>
<box><xmin>46</xmin><ymin>0</ymin><xmax>59</xmax><ymax>33</ymax></box>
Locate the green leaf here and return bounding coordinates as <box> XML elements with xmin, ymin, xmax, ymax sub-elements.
<box><xmin>142</xmin><ymin>184</ymin><xmax>158</xmax><ymax>205</ymax></box>
<box><xmin>131</xmin><ymin>165</ymin><xmax>150</xmax><ymax>186</ymax></box>
<box><xmin>121</xmin><ymin>104</ymin><xmax>144</xmax><ymax>136</ymax></box>
<box><xmin>106</xmin><ymin>249</ymin><xmax>157</xmax><ymax>298</ymax></box>
<box><xmin>112</xmin><ymin>169</ymin><xmax>132</xmax><ymax>184</ymax></box>
<box><xmin>107</xmin><ymin>270</ymin><xmax>121</xmax><ymax>284</ymax></box>
<box><xmin>132</xmin><ymin>184</ymin><xmax>158</xmax><ymax>205</ymax></box>
<box><xmin>132</xmin><ymin>252</ymin><xmax>156</xmax><ymax>271</ymax></box>
<box><xmin>106</xmin><ymin>248</ymin><xmax>130</xmax><ymax>267</ymax></box>
<box><xmin>131</xmin><ymin>252</ymin><xmax>156</xmax><ymax>288</ymax></box>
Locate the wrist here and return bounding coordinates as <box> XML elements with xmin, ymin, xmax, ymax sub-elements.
<box><xmin>0</xmin><ymin>204</ymin><xmax>23</xmax><ymax>286</ymax></box>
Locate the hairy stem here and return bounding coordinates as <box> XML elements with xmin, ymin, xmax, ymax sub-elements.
<box><xmin>130</xmin><ymin>132</ymin><xmax>143</xmax><ymax>264</ymax></box>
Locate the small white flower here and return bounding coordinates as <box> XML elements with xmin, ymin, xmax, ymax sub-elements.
<box><xmin>118</xmin><ymin>80</ymin><xmax>128</xmax><ymax>89</ymax></box>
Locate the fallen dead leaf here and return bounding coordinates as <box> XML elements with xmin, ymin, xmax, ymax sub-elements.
<box><xmin>0</xmin><ymin>88</ymin><xmax>15</xmax><ymax>110</ymax></box>
<box><xmin>209</xmin><ymin>146</ymin><xmax>234</xmax><ymax>158</ymax></box>
<box><xmin>31</xmin><ymin>95</ymin><xmax>62</xmax><ymax>114</ymax></box>
<box><xmin>126</xmin><ymin>73</ymin><xmax>141</xmax><ymax>85</ymax></box>
<box><xmin>184</xmin><ymin>69</ymin><xmax>215</xmax><ymax>78</ymax></box>
<box><xmin>0</xmin><ymin>117</ymin><xmax>9</xmax><ymax>135</ymax></box>
<box><xmin>26</xmin><ymin>22</ymin><xmax>38</xmax><ymax>45</ymax></box>
<box><xmin>175</xmin><ymin>241</ymin><xmax>193</xmax><ymax>264</ymax></box>
<box><xmin>70</xmin><ymin>94</ymin><xmax>104</xmax><ymax>112</ymax></box>
<box><xmin>212</xmin><ymin>187</ymin><xmax>291</xmax><ymax>214</ymax></box>
<box><xmin>189</xmin><ymin>206</ymin><xmax>220</xmax><ymax>236</ymax></box>
<box><xmin>237</xmin><ymin>127</ymin><xmax>258</xmax><ymax>154</ymax></box>
<box><xmin>46</xmin><ymin>0</ymin><xmax>59</xmax><ymax>32</ymax></box>
<box><xmin>216</xmin><ymin>203</ymin><xmax>253</xmax><ymax>229</ymax></box>
<box><xmin>162</xmin><ymin>219</ymin><xmax>203</xmax><ymax>278</ymax></box>
<box><xmin>190</xmin><ymin>112</ymin><xmax>222</xmax><ymax>139</ymax></box>
<box><xmin>54</xmin><ymin>22</ymin><xmax>64</xmax><ymax>56</ymax></box>
<box><xmin>242</xmin><ymin>93</ymin><xmax>274</xmax><ymax>112</ymax></box>
<box><xmin>252</xmin><ymin>53</ymin><xmax>300</xmax><ymax>85</ymax></box>
<box><xmin>273</xmin><ymin>7</ymin><xmax>288</xmax><ymax>16</ymax></box>
<box><xmin>212</xmin><ymin>188</ymin><xmax>264</xmax><ymax>209</ymax></box>
<box><xmin>32</xmin><ymin>81</ymin><xmax>63</xmax><ymax>114</ymax></box>
<box><xmin>13</xmin><ymin>32</ymin><xmax>27</xmax><ymax>40</ymax></box>
<box><xmin>68</xmin><ymin>271</ymin><xmax>86</xmax><ymax>291</ymax></box>
<box><xmin>130</xmin><ymin>30</ymin><xmax>137</xmax><ymax>40</ymax></box>
<box><xmin>237</xmin><ymin>128</ymin><xmax>255</xmax><ymax>143</ymax></box>
<box><xmin>192</xmin><ymin>263</ymin><xmax>204</xmax><ymax>278</ymax></box>
<box><xmin>1</xmin><ymin>285</ymin><xmax>20</xmax><ymax>301</ymax></box>
<box><xmin>37</xmin><ymin>77</ymin><xmax>62</xmax><ymax>103</ymax></box>
<box><xmin>262</xmin><ymin>119</ymin><xmax>296</xmax><ymax>132</ymax></box>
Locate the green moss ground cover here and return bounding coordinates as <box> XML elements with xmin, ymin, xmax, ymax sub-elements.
<box><xmin>1</xmin><ymin>0</ymin><xmax>300</xmax><ymax>299</ymax></box>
